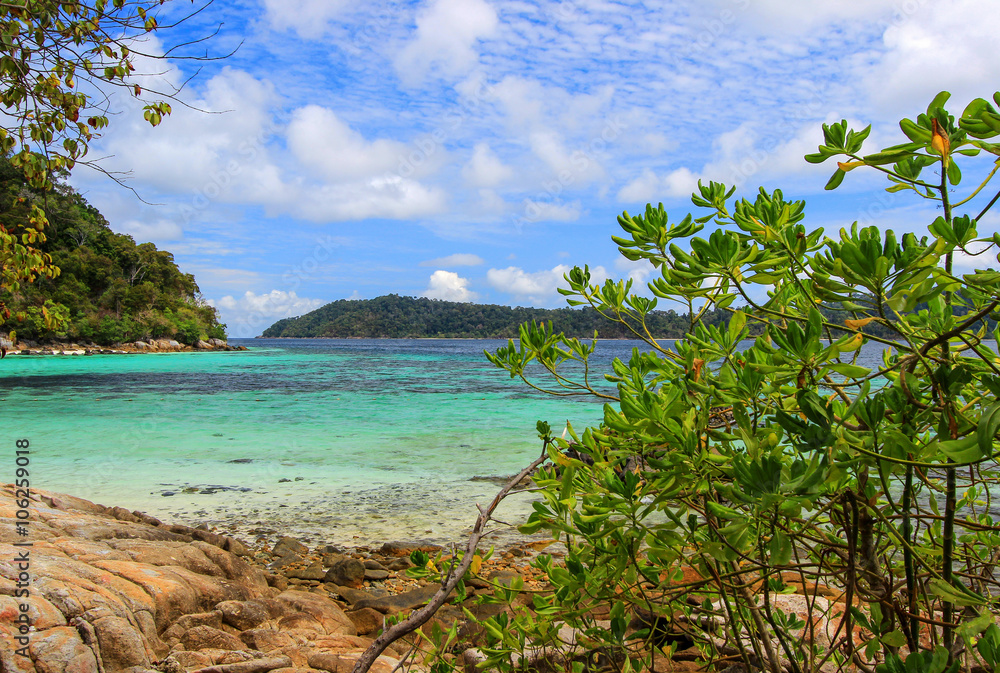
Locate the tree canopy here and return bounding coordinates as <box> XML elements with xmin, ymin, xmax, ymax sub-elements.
<box><xmin>0</xmin><ymin>159</ymin><xmax>225</xmax><ymax>345</ymax></box>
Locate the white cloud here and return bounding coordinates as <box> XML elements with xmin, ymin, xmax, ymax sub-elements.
<box><xmin>618</xmin><ymin>167</ymin><xmax>699</xmax><ymax>203</ymax></box>
<box><xmin>422</xmin><ymin>270</ymin><xmax>478</xmax><ymax>301</ymax></box>
<box><xmin>261</xmin><ymin>0</ymin><xmax>351</xmax><ymax>39</ymax></box>
<box><xmin>115</xmin><ymin>219</ymin><xmax>183</xmax><ymax>244</ymax></box>
<box><xmin>420</xmin><ymin>253</ymin><xmax>485</xmax><ymax>267</ymax></box>
<box><xmin>615</xmin><ymin>257</ymin><xmax>657</xmax><ymax>286</ymax></box>
<box><xmin>865</xmin><ymin>0</ymin><xmax>1000</xmax><ymax>116</ymax></box>
<box><xmin>487</xmin><ymin>265</ymin><xmax>570</xmax><ymax>302</ymax></box>
<box><xmin>462</xmin><ymin>142</ymin><xmax>513</xmax><ymax>187</ymax></box>
<box><xmin>287</xmin><ymin>105</ymin><xmax>441</xmax><ymax>181</ymax></box>
<box><xmin>211</xmin><ymin>290</ymin><xmax>327</xmax><ymax>337</ymax></box>
<box><xmin>618</xmin><ymin>112</ymin><xmax>877</xmax><ymax>203</ymax></box>
<box><xmin>395</xmin><ymin>0</ymin><xmax>498</xmax><ymax>84</ymax></box>
<box><xmin>486</xmin><ymin>264</ymin><xmax>609</xmax><ymax>304</ymax></box>
<box><xmin>518</xmin><ymin>199</ymin><xmax>582</xmax><ymax>223</ymax></box>
<box><xmin>290</xmin><ymin>175</ymin><xmax>447</xmax><ymax>221</ymax></box>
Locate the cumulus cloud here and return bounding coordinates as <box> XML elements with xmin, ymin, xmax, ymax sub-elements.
<box><xmin>287</xmin><ymin>105</ymin><xmax>441</xmax><ymax>181</ymax></box>
<box><xmin>209</xmin><ymin>290</ymin><xmax>327</xmax><ymax>337</ymax></box>
<box><xmin>865</xmin><ymin>0</ymin><xmax>1000</xmax><ymax>115</ymax></box>
<box><xmin>420</xmin><ymin>253</ymin><xmax>485</xmax><ymax>267</ymax></box>
<box><xmin>261</xmin><ymin>0</ymin><xmax>352</xmax><ymax>38</ymax></box>
<box><xmin>422</xmin><ymin>270</ymin><xmax>478</xmax><ymax>301</ymax></box>
<box><xmin>116</xmin><ymin>219</ymin><xmax>184</xmax><ymax>244</ymax></box>
<box><xmin>74</xmin><ymin>60</ymin><xmax>448</xmax><ymax>224</ymax></box>
<box><xmin>486</xmin><ymin>265</ymin><xmax>609</xmax><ymax>304</ymax></box>
<box><xmin>215</xmin><ymin>290</ymin><xmax>325</xmax><ymax>317</ymax></box>
<box><xmin>290</xmin><ymin>175</ymin><xmax>447</xmax><ymax>221</ymax></box>
<box><xmin>462</xmin><ymin>142</ymin><xmax>513</xmax><ymax>187</ymax></box>
<box><xmin>395</xmin><ymin>0</ymin><xmax>498</xmax><ymax>84</ymax></box>
<box><xmin>618</xmin><ymin>113</ymin><xmax>870</xmax><ymax>202</ymax></box>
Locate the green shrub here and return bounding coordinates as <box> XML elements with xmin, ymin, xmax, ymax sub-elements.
<box><xmin>470</xmin><ymin>90</ymin><xmax>1000</xmax><ymax>673</ymax></box>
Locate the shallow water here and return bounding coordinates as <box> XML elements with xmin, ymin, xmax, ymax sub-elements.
<box><xmin>0</xmin><ymin>337</ymin><xmax>896</xmax><ymax>547</ymax></box>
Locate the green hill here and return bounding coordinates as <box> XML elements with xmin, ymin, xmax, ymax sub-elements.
<box><xmin>260</xmin><ymin>294</ymin><xmax>737</xmax><ymax>339</ymax></box>
<box><xmin>0</xmin><ymin>161</ymin><xmax>226</xmax><ymax>346</ymax></box>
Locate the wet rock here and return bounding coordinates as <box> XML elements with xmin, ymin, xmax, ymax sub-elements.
<box><xmin>347</xmin><ymin>607</ymin><xmax>385</xmax><ymax>636</ymax></box>
<box><xmin>352</xmin><ymin>585</ymin><xmax>447</xmax><ymax>614</ymax></box>
<box><xmin>266</xmin><ymin>554</ymin><xmax>302</xmax><ymax>571</ymax></box>
<box><xmin>324</xmin><ymin>558</ymin><xmax>365</xmax><ymax>589</ymax></box>
<box><xmin>180</xmin><ymin>624</ymin><xmax>246</xmax><ymax>651</ymax></box>
<box><xmin>271</xmin><ymin>536</ymin><xmax>308</xmax><ymax>558</ymax></box>
<box><xmin>285</xmin><ymin>563</ymin><xmax>326</xmax><ymax>581</ymax></box>
<box><xmin>327</xmin><ymin>585</ymin><xmax>373</xmax><ymax>606</ymax></box>
<box><xmin>216</xmin><ymin>600</ymin><xmax>269</xmax><ymax>631</ymax></box>
<box><xmin>378</xmin><ymin>541</ymin><xmax>443</xmax><ymax>557</ymax></box>
<box><xmin>386</xmin><ymin>557</ymin><xmax>414</xmax><ymax>572</ymax></box>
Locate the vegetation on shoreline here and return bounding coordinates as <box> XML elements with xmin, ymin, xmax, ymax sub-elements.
<box><xmin>0</xmin><ymin>161</ymin><xmax>226</xmax><ymax>346</ymax></box>
<box><xmin>355</xmin><ymin>91</ymin><xmax>1000</xmax><ymax>673</ymax></box>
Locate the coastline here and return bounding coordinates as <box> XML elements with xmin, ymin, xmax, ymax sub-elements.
<box><xmin>3</xmin><ymin>338</ymin><xmax>248</xmax><ymax>356</ymax></box>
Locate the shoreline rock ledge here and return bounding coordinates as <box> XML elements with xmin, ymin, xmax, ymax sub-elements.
<box><xmin>0</xmin><ymin>485</ymin><xmax>407</xmax><ymax>673</ymax></box>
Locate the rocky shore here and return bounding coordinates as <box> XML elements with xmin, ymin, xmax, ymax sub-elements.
<box><xmin>2</xmin><ymin>338</ymin><xmax>247</xmax><ymax>356</ymax></box>
<box><xmin>0</xmin><ymin>485</ymin><xmax>552</xmax><ymax>673</ymax></box>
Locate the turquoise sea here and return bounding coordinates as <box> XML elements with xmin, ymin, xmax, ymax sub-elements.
<box><xmin>0</xmin><ymin>338</ymin><xmax>635</xmax><ymax>547</ymax></box>
<box><xmin>0</xmin><ymin>338</ymin><xmax>895</xmax><ymax>547</ymax></box>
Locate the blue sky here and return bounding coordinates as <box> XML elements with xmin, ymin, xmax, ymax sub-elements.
<box><xmin>68</xmin><ymin>0</ymin><xmax>1000</xmax><ymax>336</ymax></box>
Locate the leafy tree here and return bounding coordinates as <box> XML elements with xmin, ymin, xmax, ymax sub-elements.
<box><xmin>0</xmin><ymin>0</ymin><xmax>219</xmax><ymax>333</ymax></box>
<box><xmin>354</xmin><ymin>91</ymin><xmax>1000</xmax><ymax>673</ymax></box>
<box><xmin>0</xmin><ymin>161</ymin><xmax>225</xmax><ymax>345</ymax></box>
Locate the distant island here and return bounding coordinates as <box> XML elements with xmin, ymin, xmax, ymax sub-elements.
<box><xmin>260</xmin><ymin>294</ymin><xmax>738</xmax><ymax>339</ymax></box>
<box><xmin>0</xmin><ymin>160</ymin><xmax>226</xmax><ymax>347</ymax></box>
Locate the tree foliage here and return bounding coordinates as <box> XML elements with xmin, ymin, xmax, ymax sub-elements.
<box><xmin>384</xmin><ymin>91</ymin><xmax>1000</xmax><ymax>673</ymax></box>
<box><xmin>0</xmin><ymin>159</ymin><xmax>225</xmax><ymax>345</ymax></box>
<box><xmin>0</xmin><ymin>0</ymin><xmax>215</xmax><ymax>325</ymax></box>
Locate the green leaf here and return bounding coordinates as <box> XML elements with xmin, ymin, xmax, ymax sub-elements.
<box><xmin>828</xmin><ymin>363</ymin><xmax>871</xmax><ymax>378</ymax></box>
<box><xmin>880</xmin><ymin>630</ymin><xmax>907</xmax><ymax>648</ymax></box>
<box><xmin>825</xmin><ymin>169</ymin><xmax>846</xmax><ymax>190</ymax></box>
<box><xmin>927</xmin><ymin>578</ymin><xmax>989</xmax><ymax>606</ymax></box>
<box><xmin>768</xmin><ymin>531</ymin><xmax>792</xmax><ymax>566</ymax></box>
<box><xmin>978</xmin><ymin>401</ymin><xmax>1000</xmax><ymax>459</ymax></box>
<box><xmin>956</xmin><ymin>610</ymin><xmax>995</xmax><ymax>640</ymax></box>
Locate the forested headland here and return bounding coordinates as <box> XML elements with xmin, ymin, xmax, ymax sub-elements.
<box><xmin>0</xmin><ymin>161</ymin><xmax>226</xmax><ymax>345</ymax></box>
<box><xmin>262</xmin><ymin>294</ymin><xmax>749</xmax><ymax>339</ymax></box>
<box><xmin>261</xmin><ymin>292</ymin><xmax>954</xmax><ymax>340</ymax></box>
